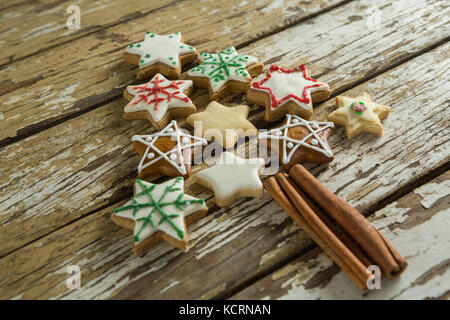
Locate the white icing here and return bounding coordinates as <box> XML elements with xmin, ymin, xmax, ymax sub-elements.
<box><xmin>253</xmin><ymin>67</ymin><xmax>329</xmax><ymax>110</ymax></box>
<box><xmin>114</xmin><ymin>178</ymin><xmax>207</xmax><ymax>243</ymax></box>
<box><xmin>194</xmin><ymin>152</ymin><xmax>264</xmax><ymax>201</ymax></box>
<box><xmin>126</xmin><ymin>32</ymin><xmax>195</xmax><ymax>69</ymax></box>
<box><xmin>187</xmin><ymin>46</ymin><xmax>259</xmax><ymax>92</ymax></box>
<box><xmin>258</xmin><ymin>114</ymin><xmax>334</xmax><ymax>164</ymax></box>
<box><xmin>132</xmin><ymin>120</ymin><xmax>207</xmax><ymax>175</ymax></box>
<box><xmin>125</xmin><ymin>73</ymin><xmax>193</xmax><ymax>122</ymax></box>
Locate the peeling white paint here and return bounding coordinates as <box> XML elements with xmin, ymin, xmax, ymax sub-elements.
<box><xmin>43</xmin><ymin>83</ymin><xmax>80</xmax><ymax>110</ymax></box>
<box><xmin>415</xmin><ymin>180</ymin><xmax>450</xmax><ymax>209</ymax></box>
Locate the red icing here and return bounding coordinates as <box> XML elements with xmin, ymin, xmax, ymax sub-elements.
<box><xmin>130</xmin><ymin>75</ymin><xmax>190</xmax><ymax>111</ymax></box>
<box><xmin>252</xmin><ymin>64</ymin><xmax>325</xmax><ymax>109</ymax></box>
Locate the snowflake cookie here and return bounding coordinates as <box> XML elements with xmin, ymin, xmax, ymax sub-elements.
<box><xmin>327</xmin><ymin>93</ymin><xmax>391</xmax><ymax>139</ymax></box>
<box><xmin>258</xmin><ymin>114</ymin><xmax>334</xmax><ymax>170</ymax></box>
<box><xmin>132</xmin><ymin>120</ymin><xmax>207</xmax><ymax>179</ymax></box>
<box><xmin>112</xmin><ymin>177</ymin><xmax>208</xmax><ymax>253</ymax></box>
<box><xmin>124</xmin><ymin>73</ymin><xmax>196</xmax><ymax>130</ymax></box>
<box><xmin>187</xmin><ymin>46</ymin><xmax>264</xmax><ymax>100</ymax></box>
<box><xmin>248</xmin><ymin>64</ymin><xmax>331</xmax><ymax>122</ymax></box>
<box><xmin>124</xmin><ymin>31</ymin><xmax>197</xmax><ymax>79</ymax></box>
<box><xmin>192</xmin><ymin>152</ymin><xmax>265</xmax><ymax>207</ymax></box>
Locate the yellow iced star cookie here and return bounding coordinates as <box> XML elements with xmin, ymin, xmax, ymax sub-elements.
<box><xmin>327</xmin><ymin>93</ymin><xmax>391</xmax><ymax>139</ymax></box>
<box><xmin>186</xmin><ymin>101</ymin><xmax>258</xmax><ymax>148</ymax></box>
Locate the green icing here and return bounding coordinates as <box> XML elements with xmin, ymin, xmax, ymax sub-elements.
<box><xmin>196</xmin><ymin>47</ymin><xmax>249</xmax><ymax>83</ymax></box>
<box><xmin>114</xmin><ymin>178</ymin><xmax>204</xmax><ymax>242</ymax></box>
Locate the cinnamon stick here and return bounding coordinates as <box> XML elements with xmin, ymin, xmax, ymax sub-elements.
<box><xmin>264</xmin><ymin>176</ymin><xmax>370</xmax><ymax>290</ymax></box>
<box><xmin>283</xmin><ymin>173</ymin><xmax>373</xmax><ymax>268</ymax></box>
<box><xmin>289</xmin><ymin>164</ymin><xmax>407</xmax><ymax>278</ymax></box>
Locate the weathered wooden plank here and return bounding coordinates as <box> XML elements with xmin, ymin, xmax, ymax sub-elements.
<box><xmin>1</xmin><ymin>0</ymin><xmax>449</xmax><ymax>257</ymax></box>
<box><xmin>0</xmin><ymin>0</ymin><xmax>346</xmax><ymax>143</ymax></box>
<box><xmin>2</xmin><ymin>0</ymin><xmax>325</xmax><ymax>65</ymax></box>
<box><xmin>0</xmin><ymin>0</ymin><xmax>176</xmax><ymax>64</ymax></box>
<box><xmin>231</xmin><ymin>172</ymin><xmax>450</xmax><ymax>300</ymax></box>
<box><xmin>0</xmin><ymin>42</ymin><xmax>448</xmax><ymax>299</ymax></box>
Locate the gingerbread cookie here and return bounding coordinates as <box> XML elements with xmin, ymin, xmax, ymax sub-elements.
<box><xmin>258</xmin><ymin>114</ymin><xmax>334</xmax><ymax>170</ymax></box>
<box><xmin>186</xmin><ymin>101</ymin><xmax>258</xmax><ymax>149</ymax></box>
<box><xmin>192</xmin><ymin>152</ymin><xmax>264</xmax><ymax>207</ymax></box>
<box><xmin>248</xmin><ymin>64</ymin><xmax>331</xmax><ymax>121</ymax></box>
<box><xmin>112</xmin><ymin>177</ymin><xmax>208</xmax><ymax>253</ymax></box>
<box><xmin>328</xmin><ymin>93</ymin><xmax>391</xmax><ymax>139</ymax></box>
<box><xmin>123</xmin><ymin>73</ymin><xmax>196</xmax><ymax>130</ymax></box>
<box><xmin>124</xmin><ymin>31</ymin><xmax>197</xmax><ymax>79</ymax></box>
<box><xmin>186</xmin><ymin>46</ymin><xmax>264</xmax><ymax>100</ymax></box>
<box><xmin>132</xmin><ymin>120</ymin><xmax>207</xmax><ymax>179</ymax></box>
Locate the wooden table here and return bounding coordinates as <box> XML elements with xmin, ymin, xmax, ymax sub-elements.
<box><xmin>1</xmin><ymin>0</ymin><xmax>449</xmax><ymax>300</ymax></box>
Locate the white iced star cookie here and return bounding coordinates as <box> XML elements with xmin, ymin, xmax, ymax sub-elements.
<box><xmin>124</xmin><ymin>31</ymin><xmax>197</xmax><ymax>79</ymax></box>
<box><xmin>124</xmin><ymin>73</ymin><xmax>196</xmax><ymax>130</ymax></box>
<box><xmin>248</xmin><ymin>64</ymin><xmax>331</xmax><ymax>121</ymax></box>
<box><xmin>187</xmin><ymin>46</ymin><xmax>264</xmax><ymax>100</ymax></box>
<box><xmin>112</xmin><ymin>177</ymin><xmax>208</xmax><ymax>253</ymax></box>
<box><xmin>192</xmin><ymin>152</ymin><xmax>265</xmax><ymax>207</ymax></box>
<box><xmin>328</xmin><ymin>93</ymin><xmax>391</xmax><ymax>139</ymax></box>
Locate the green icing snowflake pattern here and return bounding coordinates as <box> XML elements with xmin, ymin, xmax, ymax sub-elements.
<box><xmin>113</xmin><ymin>178</ymin><xmax>205</xmax><ymax>242</ymax></box>
<box><xmin>188</xmin><ymin>46</ymin><xmax>259</xmax><ymax>92</ymax></box>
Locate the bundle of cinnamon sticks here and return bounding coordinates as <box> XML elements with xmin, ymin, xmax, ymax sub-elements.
<box><xmin>264</xmin><ymin>164</ymin><xmax>407</xmax><ymax>290</ymax></box>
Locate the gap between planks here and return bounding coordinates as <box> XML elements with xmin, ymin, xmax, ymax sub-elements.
<box><xmin>0</xmin><ymin>0</ymin><xmax>187</xmax><ymax>68</ymax></box>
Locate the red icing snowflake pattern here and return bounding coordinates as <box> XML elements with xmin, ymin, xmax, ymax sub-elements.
<box><xmin>130</xmin><ymin>75</ymin><xmax>190</xmax><ymax>111</ymax></box>
<box><xmin>252</xmin><ymin>64</ymin><xmax>325</xmax><ymax>109</ymax></box>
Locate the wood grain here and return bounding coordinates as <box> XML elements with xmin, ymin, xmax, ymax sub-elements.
<box><xmin>232</xmin><ymin>172</ymin><xmax>450</xmax><ymax>300</ymax></box>
<box><xmin>1</xmin><ymin>0</ymin><xmax>344</xmax><ymax>66</ymax></box>
<box><xmin>0</xmin><ymin>42</ymin><xmax>448</xmax><ymax>299</ymax></box>
<box><xmin>1</xmin><ymin>0</ymin><xmax>449</xmax><ymax>257</ymax></box>
<box><xmin>1</xmin><ymin>0</ymin><xmax>448</xmax><ymax>144</ymax></box>
<box><xmin>0</xmin><ymin>0</ymin><xmax>346</xmax><ymax>143</ymax></box>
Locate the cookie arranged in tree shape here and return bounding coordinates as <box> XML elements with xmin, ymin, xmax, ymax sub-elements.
<box><xmin>132</xmin><ymin>120</ymin><xmax>207</xmax><ymax>179</ymax></box>
<box><xmin>124</xmin><ymin>31</ymin><xmax>197</xmax><ymax>79</ymax></box>
<box><xmin>186</xmin><ymin>101</ymin><xmax>258</xmax><ymax>149</ymax></box>
<box><xmin>124</xmin><ymin>73</ymin><xmax>196</xmax><ymax>130</ymax></box>
<box><xmin>187</xmin><ymin>46</ymin><xmax>264</xmax><ymax>100</ymax></box>
<box><xmin>192</xmin><ymin>152</ymin><xmax>265</xmax><ymax>207</ymax></box>
<box><xmin>248</xmin><ymin>65</ymin><xmax>331</xmax><ymax>122</ymax></box>
<box><xmin>112</xmin><ymin>177</ymin><xmax>208</xmax><ymax>253</ymax></box>
<box><xmin>328</xmin><ymin>93</ymin><xmax>391</xmax><ymax>139</ymax></box>
<box><xmin>258</xmin><ymin>114</ymin><xmax>334</xmax><ymax>170</ymax></box>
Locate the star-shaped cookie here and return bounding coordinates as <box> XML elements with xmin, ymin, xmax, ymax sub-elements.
<box><xmin>124</xmin><ymin>73</ymin><xmax>196</xmax><ymax>130</ymax></box>
<box><xmin>328</xmin><ymin>93</ymin><xmax>391</xmax><ymax>139</ymax></box>
<box><xmin>186</xmin><ymin>101</ymin><xmax>258</xmax><ymax>149</ymax></box>
<box><xmin>112</xmin><ymin>177</ymin><xmax>208</xmax><ymax>253</ymax></box>
<box><xmin>187</xmin><ymin>46</ymin><xmax>264</xmax><ymax>100</ymax></box>
<box><xmin>132</xmin><ymin>120</ymin><xmax>207</xmax><ymax>179</ymax></box>
<box><xmin>258</xmin><ymin>114</ymin><xmax>334</xmax><ymax>170</ymax></box>
<box><xmin>248</xmin><ymin>64</ymin><xmax>331</xmax><ymax>121</ymax></box>
<box><xmin>192</xmin><ymin>152</ymin><xmax>265</xmax><ymax>207</ymax></box>
<box><xmin>124</xmin><ymin>31</ymin><xmax>197</xmax><ymax>79</ymax></box>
